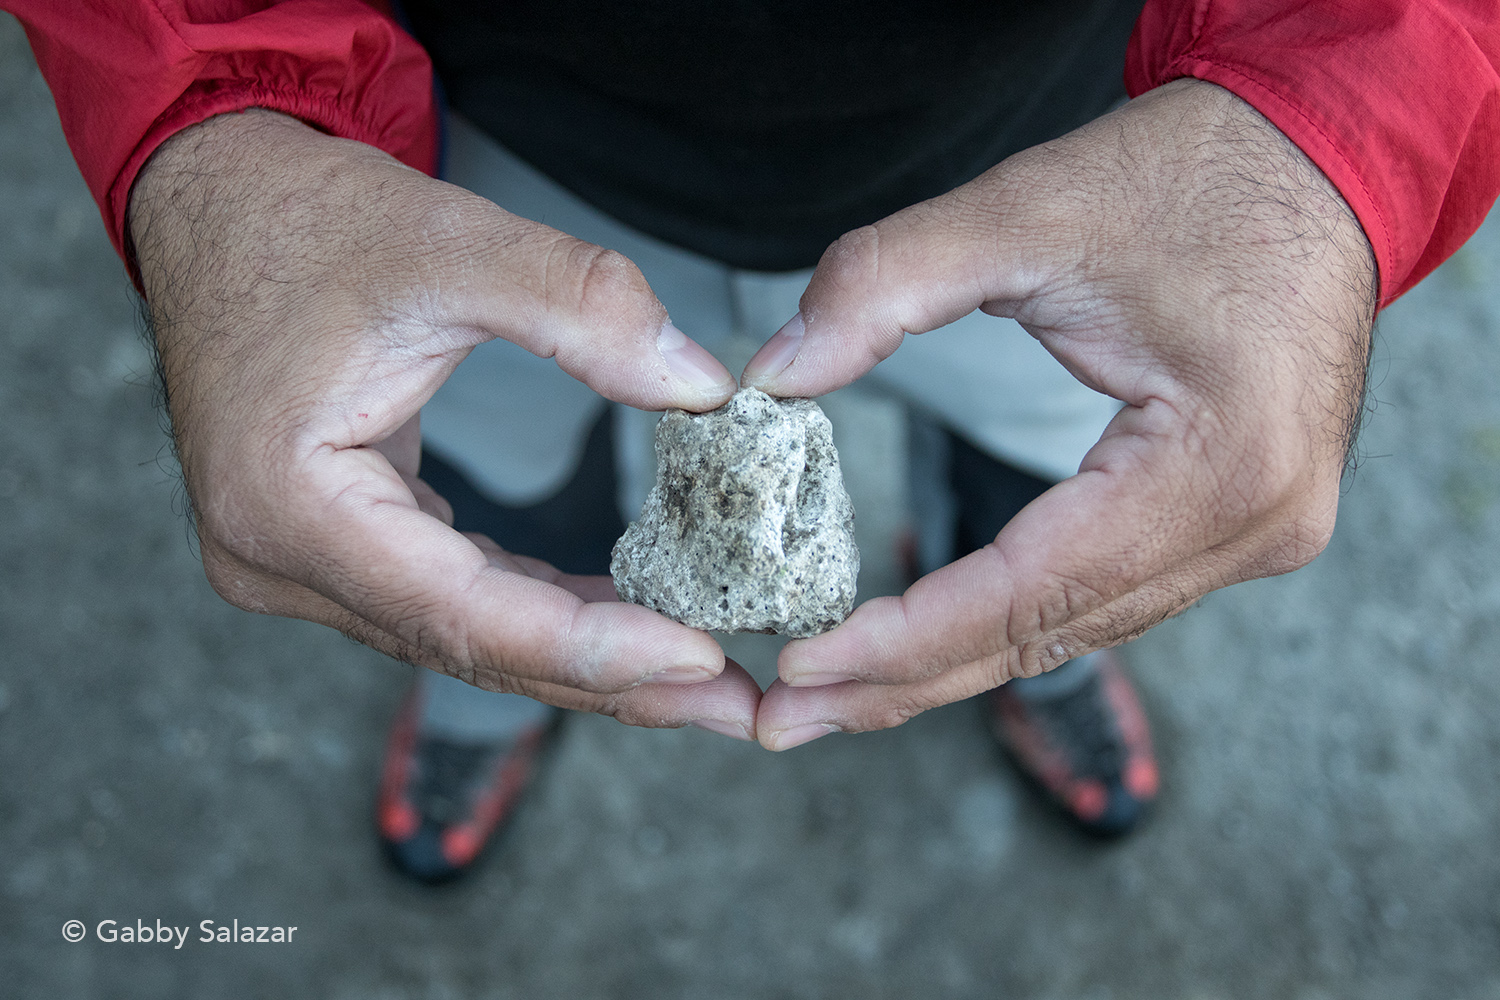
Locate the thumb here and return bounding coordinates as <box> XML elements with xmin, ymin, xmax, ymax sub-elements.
<box><xmin>739</xmin><ymin>183</ymin><xmax>1041</xmax><ymax>398</ymax></box>
<box><xmin>442</xmin><ymin>210</ymin><xmax>737</xmax><ymax>412</ymax></box>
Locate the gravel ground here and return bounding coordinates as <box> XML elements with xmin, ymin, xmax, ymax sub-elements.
<box><xmin>3</xmin><ymin>15</ymin><xmax>1499</xmax><ymax>999</ymax></box>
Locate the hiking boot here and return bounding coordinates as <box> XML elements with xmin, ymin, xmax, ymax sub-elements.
<box><xmin>987</xmin><ymin>650</ymin><xmax>1159</xmax><ymax>837</ymax></box>
<box><xmin>376</xmin><ymin>690</ymin><xmax>562</xmax><ymax>883</ymax></box>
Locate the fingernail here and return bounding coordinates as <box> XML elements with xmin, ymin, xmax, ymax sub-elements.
<box><xmin>645</xmin><ymin>664</ymin><xmax>717</xmax><ymax>685</ymax></box>
<box><xmin>657</xmin><ymin>321</ymin><xmax>734</xmax><ymax>396</ymax></box>
<box><xmin>741</xmin><ymin>312</ymin><xmax>804</xmax><ymax>387</ymax></box>
<box><xmin>690</xmin><ymin>718</ymin><xmax>754</xmax><ymax>742</ymax></box>
<box><xmin>785</xmin><ymin>671</ymin><xmax>851</xmax><ymax>687</ymax></box>
<box><xmin>768</xmin><ymin>722</ymin><xmax>840</xmax><ymax>751</ymax></box>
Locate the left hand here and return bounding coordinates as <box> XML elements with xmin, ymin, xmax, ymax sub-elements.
<box><xmin>741</xmin><ymin>79</ymin><xmax>1377</xmax><ymax>750</ymax></box>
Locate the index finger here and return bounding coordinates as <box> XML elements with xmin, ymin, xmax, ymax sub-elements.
<box><xmin>758</xmin><ymin>399</ymin><xmax>1337</xmax><ymax>740</ymax></box>
<box><xmin>248</xmin><ymin>445</ymin><xmax>727</xmax><ymax>694</ymax></box>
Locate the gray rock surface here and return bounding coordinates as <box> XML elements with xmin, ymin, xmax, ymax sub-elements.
<box><xmin>612</xmin><ymin>388</ymin><xmax>858</xmax><ymax>637</ymax></box>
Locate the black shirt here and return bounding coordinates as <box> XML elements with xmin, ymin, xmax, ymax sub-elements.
<box><xmin>402</xmin><ymin>0</ymin><xmax>1144</xmax><ymax>270</ymax></box>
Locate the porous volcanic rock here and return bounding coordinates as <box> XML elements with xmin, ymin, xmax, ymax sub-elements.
<box><xmin>611</xmin><ymin>388</ymin><xmax>859</xmax><ymax>637</ymax></box>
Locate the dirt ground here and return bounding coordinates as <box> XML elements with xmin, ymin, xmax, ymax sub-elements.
<box><xmin>3</xmin><ymin>15</ymin><xmax>1499</xmax><ymax>999</ymax></box>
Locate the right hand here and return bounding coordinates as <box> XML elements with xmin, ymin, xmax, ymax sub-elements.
<box><xmin>128</xmin><ymin>108</ymin><xmax>759</xmax><ymax>739</ymax></box>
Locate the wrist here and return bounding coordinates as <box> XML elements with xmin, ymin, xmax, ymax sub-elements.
<box><xmin>129</xmin><ymin>110</ymin><xmax>296</xmax><ymax>265</ymax></box>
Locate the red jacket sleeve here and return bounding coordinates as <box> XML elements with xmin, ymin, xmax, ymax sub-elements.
<box><xmin>5</xmin><ymin>0</ymin><xmax>438</xmax><ymax>275</ymax></box>
<box><xmin>1127</xmin><ymin>0</ymin><xmax>1500</xmax><ymax>308</ymax></box>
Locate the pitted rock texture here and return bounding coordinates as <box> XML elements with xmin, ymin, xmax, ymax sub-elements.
<box><xmin>612</xmin><ymin>388</ymin><xmax>859</xmax><ymax>637</ymax></box>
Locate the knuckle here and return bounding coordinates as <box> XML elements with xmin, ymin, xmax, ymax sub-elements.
<box><xmin>1189</xmin><ymin>415</ymin><xmax>1332</xmax><ymax>545</ymax></box>
<box><xmin>975</xmin><ymin>651</ymin><xmax>1021</xmax><ymax>690</ymax></box>
<box><xmin>1220</xmin><ymin>441</ymin><xmax>1341</xmax><ymax>577</ymax></box>
<box><xmin>594</xmin><ymin>695</ymin><xmax>628</xmax><ymax>721</ymax></box>
<box><xmin>548</xmin><ymin>240</ymin><xmax>650</xmax><ymax>323</ymax></box>
<box><xmin>542</xmin><ymin>653</ymin><xmax>632</xmax><ymax>697</ymax></box>
<box><xmin>884</xmin><ymin>698</ymin><xmax>929</xmax><ymax>727</ymax></box>
<box><xmin>1259</xmin><ymin>503</ymin><xmax>1337</xmax><ymax>576</ymax></box>
<box><xmin>459</xmin><ymin>613</ymin><xmax>572</xmax><ymax>689</ymax></box>
<box><xmin>1019</xmin><ymin>571</ymin><xmax>1108</xmax><ymax>641</ymax></box>
<box><xmin>600</xmin><ymin>695</ymin><xmax>677</xmax><ymax>730</ymax></box>
<box><xmin>549</xmin><ymin>612</ymin><xmax>624</xmax><ymax>693</ymax></box>
<box><xmin>849</xmin><ymin>697</ymin><xmax>928</xmax><ymax>734</ymax></box>
<box><xmin>342</xmin><ymin>614</ymin><xmax>431</xmax><ymax>667</ymax></box>
<box><xmin>199</xmin><ymin>546</ymin><xmax>268</xmax><ymax>613</ymax></box>
<box><xmin>1011</xmin><ymin>642</ymin><xmax>1059</xmax><ymax>681</ymax></box>
<box><xmin>193</xmin><ymin>490</ymin><xmax>297</xmax><ymax>580</ymax></box>
<box><xmin>816</xmin><ymin>225</ymin><xmax>882</xmax><ymax>295</ymax></box>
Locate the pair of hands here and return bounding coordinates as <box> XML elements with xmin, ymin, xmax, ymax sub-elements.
<box><xmin>127</xmin><ymin>79</ymin><xmax>1376</xmax><ymax>750</ymax></box>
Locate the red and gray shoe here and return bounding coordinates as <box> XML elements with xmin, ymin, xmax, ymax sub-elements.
<box><xmin>986</xmin><ymin>650</ymin><xmax>1160</xmax><ymax>837</ymax></box>
<box><xmin>376</xmin><ymin>691</ymin><xmax>562</xmax><ymax>883</ymax></box>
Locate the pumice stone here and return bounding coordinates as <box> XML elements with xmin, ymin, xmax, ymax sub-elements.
<box><xmin>611</xmin><ymin>387</ymin><xmax>859</xmax><ymax>638</ymax></box>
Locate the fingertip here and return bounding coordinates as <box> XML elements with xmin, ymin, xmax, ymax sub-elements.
<box><xmin>763</xmin><ymin>722</ymin><xmax>841</xmax><ymax>752</ymax></box>
<box><xmin>611</xmin><ymin>655</ymin><xmax>761</xmax><ymax>737</ymax></box>
<box><xmin>689</xmin><ymin>718</ymin><xmax>756</xmax><ymax>741</ymax></box>
<box><xmin>740</xmin><ymin>312</ymin><xmax>804</xmax><ymax>391</ymax></box>
<box><xmin>774</xmin><ymin>603</ymin><xmax>875</xmax><ymax>679</ymax></box>
<box><xmin>657</xmin><ymin>622</ymin><xmax>729</xmax><ymax>682</ymax></box>
<box><xmin>782</xmin><ymin>671</ymin><xmax>855</xmax><ymax>687</ymax></box>
<box><xmin>657</xmin><ymin>320</ymin><xmax>736</xmax><ymax>410</ymax></box>
<box><xmin>566</xmin><ymin>601</ymin><xmax>724</xmax><ymax>691</ymax></box>
<box><xmin>652</xmin><ymin>630</ymin><xmax>726</xmax><ymax>683</ymax></box>
<box><xmin>778</xmin><ymin>624</ymin><xmax>860</xmax><ymax>685</ymax></box>
<box><xmin>644</xmin><ymin>663</ymin><xmax>722</xmax><ymax>684</ymax></box>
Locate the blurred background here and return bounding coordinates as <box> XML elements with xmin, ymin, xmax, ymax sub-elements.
<box><xmin>3</xmin><ymin>14</ymin><xmax>1499</xmax><ymax>998</ymax></box>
